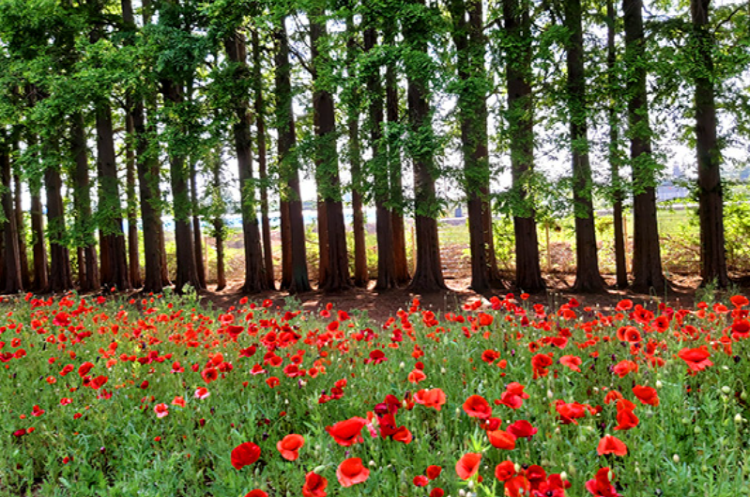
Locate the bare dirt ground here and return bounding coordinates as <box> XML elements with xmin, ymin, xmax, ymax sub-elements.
<box><xmin>199</xmin><ymin>271</ymin><xmax>746</xmax><ymax>323</ymax></box>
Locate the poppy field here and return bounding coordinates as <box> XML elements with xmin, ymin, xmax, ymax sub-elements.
<box><xmin>1</xmin><ymin>291</ymin><xmax>750</xmax><ymax>497</ymax></box>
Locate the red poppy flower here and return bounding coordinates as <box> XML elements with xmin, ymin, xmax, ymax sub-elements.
<box><xmin>730</xmin><ymin>295</ymin><xmax>749</xmax><ymax>308</ymax></box>
<box><xmin>455</xmin><ymin>453</ymin><xmax>482</xmax><ymax>480</ymax></box>
<box><xmin>430</xmin><ymin>489</ymin><xmax>445</xmax><ymax>497</ymax></box>
<box><xmin>531</xmin><ymin>353</ymin><xmax>553</xmax><ymax>379</ymax></box>
<box><xmin>231</xmin><ymin>442</ymin><xmax>261</xmax><ymax>470</ymax></box>
<box><xmin>477</xmin><ymin>313</ymin><xmax>494</xmax><ymax>327</ymax></box>
<box><xmin>585</xmin><ymin>467</ymin><xmax>622</xmax><ymax>497</ymax></box>
<box><xmin>678</xmin><ymin>346</ymin><xmax>713</xmax><ymax>373</ymax></box>
<box><xmin>488</xmin><ymin>429</ymin><xmax>516</xmax><ymax>450</ymax></box>
<box><xmin>559</xmin><ymin>355</ymin><xmax>582</xmax><ymax>372</ymax></box>
<box><xmin>407</xmin><ymin>369</ymin><xmax>427</xmax><ymax>383</ymax></box>
<box><xmin>413</xmin><ymin>475</ymin><xmax>429</xmax><ymax>487</ymax></box>
<box><xmin>597</xmin><ymin>435</ymin><xmax>627</xmax><ymax>456</ymax></box>
<box><xmin>426</xmin><ymin>465</ymin><xmax>442</xmax><ymax>480</ymax></box>
<box><xmin>507</xmin><ymin>419</ymin><xmax>537</xmax><ymax>439</ymax></box>
<box><xmin>612</xmin><ymin>360</ymin><xmax>638</xmax><ymax>378</ymax></box>
<box><xmin>154</xmin><ymin>403</ymin><xmax>169</xmax><ymax>419</ymax></box>
<box><xmin>336</xmin><ymin>457</ymin><xmax>370</xmax><ymax>487</ymax></box>
<box><xmin>78</xmin><ymin>362</ymin><xmax>94</xmax><ymax>377</ymax></box>
<box><xmin>415</xmin><ymin>388</ymin><xmax>447</xmax><ymax>411</ymax></box>
<box><xmin>201</xmin><ymin>367</ymin><xmax>218</xmax><ymax>383</ymax></box>
<box><xmin>326</xmin><ymin>417</ymin><xmax>367</xmax><ymax>446</ymax></box>
<box><xmin>463</xmin><ymin>394</ymin><xmax>492</xmax><ymax>419</ymax></box>
<box><xmin>53</xmin><ymin>312</ymin><xmax>71</xmax><ymax>327</ymax></box>
<box><xmin>277</xmin><ymin>434</ymin><xmax>305</xmax><ymax>461</ymax></box>
<box><xmin>632</xmin><ymin>385</ymin><xmax>659</xmax><ymax>406</ymax></box>
<box><xmin>613</xmin><ymin>401</ymin><xmax>639</xmax><ymax>431</ymax></box>
<box><xmin>505</xmin><ymin>475</ymin><xmax>531</xmax><ymax>497</ymax></box>
<box><xmin>494</xmin><ymin>460</ymin><xmax>516</xmax><ymax>481</ymax></box>
<box><xmin>244</xmin><ymin>491</ymin><xmax>268</xmax><ymax>497</ymax></box>
<box><xmin>732</xmin><ymin>319</ymin><xmax>750</xmax><ymax>339</ymax></box>
<box><xmin>616</xmin><ymin>299</ymin><xmax>633</xmax><ymax>311</ymax></box>
<box><xmin>302</xmin><ymin>472</ymin><xmax>328</xmax><ymax>497</ymax></box>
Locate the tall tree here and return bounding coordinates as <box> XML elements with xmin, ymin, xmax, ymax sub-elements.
<box><xmin>225</xmin><ymin>29</ymin><xmax>268</xmax><ymax>293</ymax></box>
<box><xmin>364</xmin><ymin>19</ymin><xmax>397</xmax><ymax>290</ymax></box>
<box><xmin>158</xmin><ymin>0</ymin><xmax>202</xmax><ymax>292</ymax></box>
<box><xmin>123</xmin><ymin>0</ymin><xmax>163</xmax><ymax>293</ymax></box>
<box><xmin>502</xmin><ymin>0</ymin><xmax>545</xmax><ymax>293</ymax></box>
<box><xmin>1</xmin><ymin>132</ymin><xmax>22</xmax><ymax>293</ymax></box>
<box><xmin>96</xmin><ymin>95</ymin><xmax>130</xmax><ymax>291</ymax></box>
<box><xmin>565</xmin><ymin>0</ymin><xmax>604</xmax><ymax>292</ymax></box>
<box><xmin>691</xmin><ymin>0</ymin><xmax>729</xmax><ymax>287</ymax></box>
<box><xmin>623</xmin><ymin>0</ymin><xmax>665</xmax><ymax>293</ymax></box>
<box><xmin>448</xmin><ymin>0</ymin><xmax>493</xmax><ymax>292</ymax></box>
<box><xmin>43</xmin><ymin>138</ymin><xmax>73</xmax><ymax>293</ymax></box>
<box><xmin>71</xmin><ymin>112</ymin><xmax>100</xmax><ymax>292</ymax></box>
<box><xmin>275</xmin><ymin>14</ymin><xmax>310</xmax><ymax>293</ymax></box>
<box><xmin>310</xmin><ymin>5</ymin><xmax>351</xmax><ymax>292</ymax></box>
<box><xmin>405</xmin><ymin>0</ymin><xmax>446</xmax><ymax>293</ymax></box>
<box><xmin>12</xmin><ymin>136</ymin><xmax>30</xmax><ymax>289</ymax></box>
<box><xmin>190</xmin><ymin>158</ymin><xmax>207</xmax><ymax>289</ymax></box>
<box><xmin>252</xmin><ymin>25</ymin><xmax>276</xmax><ymax>290</ymax></box>
<box><xmin>125</xmin><ymin>111</ymin><xmax>142</xmax><ymax>288</ymax></box>
<box><xmin>607</xmin><ymin>0</ymin><xmax>628</xmax><ymax>289</ymax></box>
<box><xmin>384</xmin><ymin>18</ymin><xmax>410</xmax><ymax>286</ymax></box>
<box><xmin>345</xmin><ymin>12</ymin><xmax>368</xmax><ymax>288</ymax></box>
<box><xmin>26</xmin><ymin>128</ymin><xmax>49</xmax><ymax>292</ymax></box>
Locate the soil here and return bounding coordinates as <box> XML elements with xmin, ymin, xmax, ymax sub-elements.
<box><xmin>198</xmin><ymin>271</ymin><xmax>749</xmax><ymax>324</ymax></box>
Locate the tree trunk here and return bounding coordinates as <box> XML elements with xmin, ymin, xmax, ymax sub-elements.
<box><xmin>226</xmin><ymin>32</ymin><xmax>267</xmax><ymax>293</ymax></box>
<box><xmin>71</xmin><ymin>113</ymin><xmax>100</xmax><ymax>293</ymax></box>
<box><xmin>96</xmin><ymin>101</ymin><xmax>131</xmax><ymax>290</ymax></box>
<box><xmin>623</xmin><ymin>0</ymin><xmax>665</xmax><ymax>293</ymax></box>
<box><xmin>405</xmin><ymin>0</ymin><xmax>446</xmax><ymax>293</ymax></box>
<box><xmin>275</xmin><ymin>18</ymin><xmax>310</xmax><ymax>293</ymax></box>
<box><xmin>12</xmin><ymin>149</ymin><xmax>30</xmax><ymax>289</ymax></box>
<box><xmin>311</xmin><ymin>7</ymin><xmax>351</xmax><ymax>292</ymax></box>
<box><xmin>564</xmin><ymin>0</ymin><xmax>604</xmax><ymax>293</ymax></box>
<box><xmin>449</xmin><ymin>0</ymin><xmax>492</xmax><ymax>293</ymax></box>
<box><xmin>30</xmin><ymin>182</ymin><xmax>48</xmax><ymax>292</ymax></box>
<box><xmin>252</xmin><ymin>28</ymin><xmax>276</xmax><ymax>290</ymax></box>
<box><xmin>607</xmin><ymin>0</ymin><xmax>628</xmax><ymax>289</ymax></box>
<box><xmin>190</xmin><ymin>159</ymin><xmax>207</xmax><ymax>289</ymax></box>
<box><xmin>346</xmin><ymin>15</ymin><xmax>369</xmax><ymax>288</ymax></box>
<box><xmin>317</xmin><ymin>199</ymin><xmax>329</xmax><ymax>286</ymax></box>
<box><xmin>211</xmin><ymin>151</ymin><xmax>226</xmax><ymax>291</ymax></box>
<box><xmin>124</xmin><ymin>0</ymin><xmax>163</xmax><ymax>293</ymax></box>
<box><xmin>161</xmin><ymin>79</ymin><xmax>201</xmax><ymax>292</ymax></box>
<box><xmin>364</xmin><ymin>24</ymin><xmax>397</xmax><ymax>291</ymax></box>
<box><xmin>44</xmin><ymin>142</ymin><xmax>73</xmax><ymax>293</ymax></box>
<box><xmin>384</xmin><ymin>23</ymin><xmax>410</xmax><ymax>286</ymax></box>
<box><xmin>692</xmin><ymin>0</ymin><xmax>729</xmax><ymax>287</ymax></box>
<box><xmin>1</xmin><ymin>139</ymin><xmax>23</xmax><ymax>293</ymax></box>
<box><xmin>125</xmin><ymin>111</ymin><xmax>142</xmax><ymax>288</ymax></box>
<box><xmin>503</xmin><ymin>0</ymin><xmax>544</xmax><ymax>293</ymax></box>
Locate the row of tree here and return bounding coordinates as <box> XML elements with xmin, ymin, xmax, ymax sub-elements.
<box><xmin>0</xmin><ymin>0</ymin><xmax>747</xmax><ymax>296</ymax></box>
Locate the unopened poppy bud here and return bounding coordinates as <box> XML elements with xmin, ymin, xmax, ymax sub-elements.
<box><xmin>467</xmin><ymin>480</ymin><xmax>474</xmax><ymax>490</ymax></box>
<box><xmin>722</xmin><ymin>386</ymin><xmax>731</xmax><ymax>394</ymax></box>
<box><xmin>672</xmin><ymin>454</ymin><xmax>680</xmax><ymax>463</ymax></box>
<box><xmin>547</xmin><ymin>389</ymin><xmax>553</xmax><ymax>399</ymax></box>
<box><xmin>560</xmin><ymin>471</ymin><xmax>567</xmax><ymax>480</ymax></box>
<box><xmin>656</xmin><ymin>380</ymin><xmax>663</xmax><ymax>389</ymax></box>
<box><xmin>735</xmin><ymin>413</ymin><xmax>743</xmax><ymax>424</ymax></box>
<box><xmin>369</xmin><ymin>460</ymin><xmax>376</xmax><ymax>467</ymax></box>
<box><xmin>313</xmin><ymin>465</ymin><xmax>326</xmax><ymax>473</ymax></box>
<box><xmin>514</xmin><ymin>463</ymin><xmax>521</xmax><ymax>473</ymax></box>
